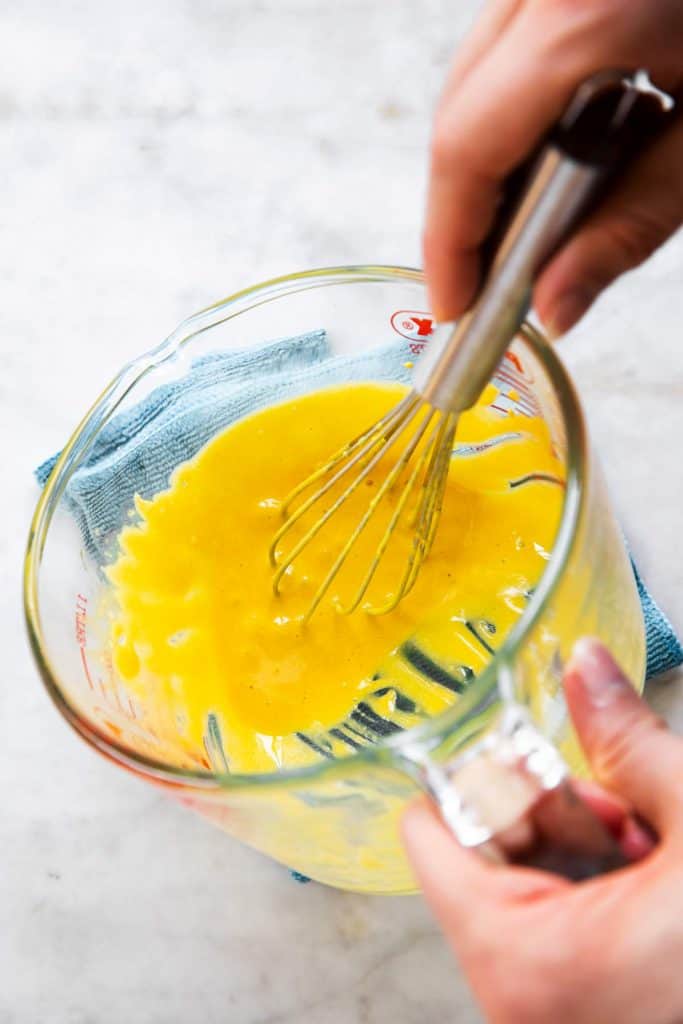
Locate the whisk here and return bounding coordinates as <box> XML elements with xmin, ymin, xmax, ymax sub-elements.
<box><xmin>271</xmin><ymin>71</ymin><xmax>673</xmax><ymax>621</ymax></box>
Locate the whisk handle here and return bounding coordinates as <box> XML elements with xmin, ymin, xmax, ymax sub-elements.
<box><xmin>413</xmin><ymin>70</ymin><xmax>676</xmax><ymax>413</ymax></box>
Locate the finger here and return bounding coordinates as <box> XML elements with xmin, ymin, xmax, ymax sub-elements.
<box><xmin>573</xmin><ymin>778</ymin><xmax>629</xmax><ymax>834</ymax></box>
<box><xmin>620</xmin><ymin>816</ymin><xmax>658</xmax><ymax>862</ymax></box>
<box><xmin>423</xmin><ymin>168</ymin><xmax>493</xmax><ymax>323</ymax></box>
<box><xmin>535</xmin><ymin>116</ymin><xmax>683</xmax><ymax>336</ymax></box>
<box><xmin>401</xmin><ymin>798</ymin><xmax>566</xmax><ymax>935</ymax></box>
<box><xmin>424</xmin><ymin>0</ymin><xmax>683</xmax><ymax>321</ymax></box>
<box><xmin>564</xmin><ymin>638</ymin><xmax>683</xmax><ymax>834</ymax></box>
<box><xmin>440</xmin><ymin>0</ymin><xmax>524</xmax><ymax>97</ymax></box>
<box><xmin>573</xmin><ymin>779</ymin><xmax>656</xmax><ymax>861</ymax></box>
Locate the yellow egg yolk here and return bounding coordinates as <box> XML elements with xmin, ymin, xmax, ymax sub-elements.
<box><xmin>106</xmin><ymin>381</ymin><xmax>564</xmax><ymax>773</ymax></box>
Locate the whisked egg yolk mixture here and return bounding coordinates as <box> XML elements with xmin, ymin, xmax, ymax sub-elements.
<box><xmin>107</xmin><ymin>381</ymin><xmax>564</xmax><ymax>773</ymax></box>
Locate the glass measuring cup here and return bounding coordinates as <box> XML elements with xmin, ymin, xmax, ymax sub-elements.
<box><xmin>25</xmin><ymin>266</ymin><xmax>645</xmax><ymax>893</ymax></box>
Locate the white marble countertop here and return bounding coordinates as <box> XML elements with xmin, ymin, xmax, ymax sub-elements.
<box><xmin>2</xmin><ymin>1</ymin><xmax>681</xmax><ymax>1021</ymax></box>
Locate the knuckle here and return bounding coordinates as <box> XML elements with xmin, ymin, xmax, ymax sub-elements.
<box><xmin>429</xmin><ymin>117</ymin><xmax>458</xmax><ymax>175</ymax></box>
<box><xmin>601</xmin><ymin>209</ymin><xmax>670</xmax><ymax>269</ymax></box>
<box><xmin>430</xmin><ymin>113</ymin><xmax>486</xmax><ymax>180</ymax></box>
<box><xmin>594</xmin><ymin>708</ymin><xmax>668</xmax><ymax>782</ymax></box>
<box><xmin>541</xmin><ymin>0</ymin><xmax>604</xmax><ymax>16</ymax></box>
<box><xmin>538</xmin><ymin>0</ymin><xmax>621</xmax><ymax>54</ymax></box>
<box><xmin>540</xmin><ymin>0</ymin><xmax>643</xmax><ymax>42</ymax></box>
<box><xmin>537</xmin><ymin>0</ymin><xmax>680</xmax><ymax>81</ymax></box>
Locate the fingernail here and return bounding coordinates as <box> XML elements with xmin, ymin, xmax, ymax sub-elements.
<box><xmin>568</xmin><ymin>638</ymin><xmax>630</xmax><ymax>709</ymax></box>
<box><xmin>545</xmin><ymin>287</ymin><xmax>597</xmax><ymax>339</ymax></box>
<box><xmin>620</xmin><ymin>816</ymin><xmax>657</xmax><ymax>862</ymax></box>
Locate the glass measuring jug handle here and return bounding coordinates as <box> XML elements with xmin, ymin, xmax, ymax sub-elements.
<box><xmin>401</xmin><ymin>704</ymin><xmax>629</xmax><ymax>881</ymax></box>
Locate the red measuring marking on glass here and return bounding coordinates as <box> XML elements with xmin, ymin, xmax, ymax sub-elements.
<box><xmin>390</xmin><ymin>310</ymin><xmax>435</xmax><ymax>349</ymax></box>
<box><xmin>101</xmin><ymin>647</ymin><xmax>138</xmax><ymax>720</ymax></box>
<box><xmin>73</xmin><ymin>597</ymin><xmax>162</xmax><ymax>753</ymax></box>
<box><xmin>75</xmin><ymin>594</ymin><xmax>127</xmax><ymax>709</ymax></box>
<box><xmin>491</xmin><ymin>352</ymin><xmax>540</xmax><ymax>417</ymax></box>
<box><xmin>74</xmin><ymin>593</ymin><xmax>96</xmax><ymax>691</ymax></box>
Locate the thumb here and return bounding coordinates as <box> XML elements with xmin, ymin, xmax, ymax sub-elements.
<box><xmin>535</xmin><ymin>116</ymin><xmax>683</xmax><ymax>337</ymax></box>
<box><xmin>401</xmin><ymin>798</ymin><xmax>565</xmax><ymax>939</ymax></box>
<box><xmin>564</xmin><ymin>638</ymin><xmax>683</xmax><ymax>835</ymax></box>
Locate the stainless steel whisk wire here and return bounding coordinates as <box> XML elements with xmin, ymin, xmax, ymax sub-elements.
<box><xmin>269</xmin><ymin>393</ymin><xmax>457</xmax><ymax>621</ymax></box>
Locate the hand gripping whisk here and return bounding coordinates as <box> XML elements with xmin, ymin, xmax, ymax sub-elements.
<box><xmin>270</xmin><ymin>72</ymin><xmax>673</xmax><ymax>621</ymax></box>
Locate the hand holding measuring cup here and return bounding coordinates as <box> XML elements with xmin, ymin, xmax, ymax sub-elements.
<box><xmin>424</xmin><ymin>0</ymin><xmax>683</xmax><ymax>334</ymax></box>
<box><xmin>403</xmin><ymin>640</ymin><xmax>683</xmax><ymax>1024</ymax></box>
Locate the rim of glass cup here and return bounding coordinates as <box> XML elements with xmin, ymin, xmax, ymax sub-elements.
<box><xmin>24</xmin><ymin>265</ymin><xmax>586</xmax><ymax>792</ymax></box>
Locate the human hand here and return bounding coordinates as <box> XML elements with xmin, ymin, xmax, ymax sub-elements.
<box><xmin>402</xmin><ymin>639</ymin><xmax>683</xmax><ymax>1024</ymax></box>
<box><xmin>425</xmin><ymin>0</ymin><xmax>683</xmax><ymax>335</ymax></box>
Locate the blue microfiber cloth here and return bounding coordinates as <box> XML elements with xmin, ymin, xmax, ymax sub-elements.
<box><xmin>36</xmin><ymin>327</ymin><xmax>681</xmax><ymax>679</ymax></box>
<box><xmin>632</xmin><ymin>559</ymin><xmax>683</xmax><ymax>679</ymax></box>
